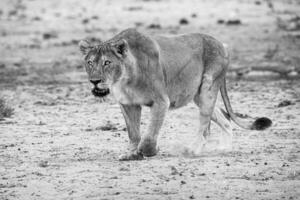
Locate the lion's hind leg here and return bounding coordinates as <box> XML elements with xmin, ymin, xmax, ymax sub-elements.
<box><xmin>188</xmin><ymin>73</ymin><xmax>222</xmax><ymax>156</ymax></box>
<box><xmin>211</xmin><ymin>107</ymin><xmax>233</xmax><ymax>151</ymax></box>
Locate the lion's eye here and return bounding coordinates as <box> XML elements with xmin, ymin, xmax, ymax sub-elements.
<box><xmin>104</xmin><ymin>60</ymin><xmax>111</xmax><ymax>66</ymax></box>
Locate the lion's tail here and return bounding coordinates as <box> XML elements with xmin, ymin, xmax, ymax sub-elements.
<box><xmin>220</xmin><ymin>77</ymin><xmax>272</xmax><ymax>130</ymax></box>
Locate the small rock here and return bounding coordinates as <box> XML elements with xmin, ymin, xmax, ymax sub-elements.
<box><xmin>170</xmin><ymin>166</ymin><xmax>179</xmax><ymax>175</ymax></box>
<box><xmin>126</xmin><ymin>6</ymin><xmax>143</xmax><ymax>11</ymax></box>
<box><xmin>38</xmin><ymin>121</ymin><xmax>46</xmax><ymax>126</ymax></box>
<box><xmin>191</xmin><ymin>13</ymin><xmax>197</xmax><ymax>18</ymax></box>
<box><xmin>70</xmin><ymin>39</ymin><xmax>79</xmax><ymax>45</ymax></box>
<box><xmin>8</xmin><ymin>10</ymin><xmax>17</xmax><ymax>16</ymax></box>
<box><xmin>147</xmin><ymin>23</ymin><xmax>161</xmax><ymax>29</ymax></box>
<box><xmin>241</xmin><ymin>175</ymin><xmax>250</xmax><ymax>180</ymax></box>
<box><xmin>277</xmin><ymin>100</ymin><xmax>294</xmax><ymax>107</ymax></box>
<box><xmin>13</xmin><ymin>62</ymin><xmax>22</xmax><ymax>67</ymax></box>
<box><xmin>68</xmin><ymin>190</ymin><xmax>75</xmax><ymax>195</ymax></box>
<box><xmin>226</xmin><ymin>19</ymin><xmax>242</xmax><ymax>25</ymax></box>
<box><xmin>235</xmin><ymin>112</ymin><xmax>251</xmax><ymax>118</ymax></box>
<box><xmin>32</xmin><ymin>172</ymin><xmax>43</xmax><ymax>176</ymax></box>
<box><xmin>29</xmin><ymin>44</ymin><xmax>41</xmax><ymax>49</ymax></box>
<box><xmin>32</xmin><ymin>16</ymin><xmax>41</xmax><ymax>21</ymax></box>
<box><xmin>82</xmin><ymin>18</ymin><xmax>89</xmax><ymax>24</ymax></box>
<box><xmin>113</xmin><ymin>132</ymin><xmax>121</xmax><ymax>137</ymax></box>
<box><xmin>91</xmin><ymin>15</ymin><xmax>99</xmax><ymax>20</ymax></box>
<box><xmin>255</xmin><ymin>1</ymin><xmax>261</xmax><ymax>5</ymax></box>
<box><xmin>189</xmin><ymin>195</ymin><xmax>195</xmax><ymax>199</ymax></box>
<box><xmin>39</xmin><ymin>161</ymin><xmax>49</xmax><ymax>168</ymax></box>
<box><xmin>135</xmin><ymin>22</ymin><xmax>143</xmax><ymax>27</ymax></box>
<box><xmin>180</xmin><ymin>180</ymin><xmax>186</xmax><ymax>185</ymax></box>
<box><xmin>43</xmin><ymin>31</ymin><xmax>58</xmax><ymax>40</ymax></box>
<box><xmin>217</xmin><ymin>19</ymin><xmax>225</xmax><ymax>24</ymax></box>
<box><xmin>0</xmin><ymin>31</ymin><xmax>5</xmax><ymax>37</ymax></box>
<box><xmin>119</xmin><ymin>167</ymin><xmax>130</xmax><ymax>171</ymax></box>
<box><xmin>179</xmin><ymin>18</ymin><xmax>189</xmax><ymax>25</ymax></box>
<box><xmin>282</xmin><ymin>163</ymin><xmax>289</xmax><ymax>167</ymax></box>
<box><xmin>98</xmin><ymin>121</ymin><xmax>118</xmax><ymax>131</ymax></box>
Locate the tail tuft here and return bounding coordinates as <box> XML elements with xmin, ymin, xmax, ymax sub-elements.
<box><xmin>251</xmin><ymin>117</ymin><xmax>272</xmax><ymax>130</ymax></box>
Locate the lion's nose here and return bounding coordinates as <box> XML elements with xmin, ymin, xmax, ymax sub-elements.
<box><xmin>90</xmin><ymin>80</ymin><xmax>102</xmax><ymax>86</ymax></box>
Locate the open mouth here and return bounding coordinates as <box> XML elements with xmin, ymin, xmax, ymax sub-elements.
<box><xmin>92</xmin><ymin>87</ymin><xmax>110</xmax><ymax>97</ymax></box>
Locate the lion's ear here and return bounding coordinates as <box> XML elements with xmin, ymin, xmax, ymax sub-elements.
<box><xmin>112</xmin><ymin>39</ymin><xmax>129</xmax><ymax>58</ymax></box>
<box><xmin>79</xmin><ymin>40</ymin><xmax>92</xmax><ymax>55</ymax></box>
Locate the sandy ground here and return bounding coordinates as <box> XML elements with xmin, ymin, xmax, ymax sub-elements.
<box><xmin>0</xmin><ymin>0</ymin><xmax>300</xmax><ymax>199</ymax></box>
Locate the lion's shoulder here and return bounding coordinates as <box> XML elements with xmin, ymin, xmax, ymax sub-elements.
<box><xmin>108</xmin><ymin>28</ymin><xmax>159</xmax><ymax>58</ymax></box>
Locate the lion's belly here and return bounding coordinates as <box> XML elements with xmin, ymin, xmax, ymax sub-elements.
<box><xmin>163</xmin><ymin>57</ymin><xmax>203</xmax><ymax>109</ymax></box>
<box><xmin>156</xmin><ymin>35</ymin><xmax>204</xmax><ymax>109</ymax></box>
<box><xmin>169</xmin><ymin>92</ymin><xmax>195</xmax><ymax>109</ymax></box>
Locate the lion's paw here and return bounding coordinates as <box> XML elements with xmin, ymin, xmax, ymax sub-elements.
<box><xmin>118</xmin><ymin>151</ymin><xmax>144</xmax><ymax>161</ymax></box>
<box><xmin>138</xmin><ymin>137</ymin><xmax>159</xmax><ymax>157</ymax></box>
<box><xmin>202</xmin><ymin>139</ymin><xmax>220</xmax><ymax>152</ymax></box>
<box><xmin>203</xmin><ymin>138</ymin><xmax>232</xmax><ymax>152</ymax></box>
<box><xmin>181</xmin><ymin>146</ymin><xmax>197</xmax><ymax>157</ymax></box>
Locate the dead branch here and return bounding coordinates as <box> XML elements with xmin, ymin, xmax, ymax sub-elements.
<box><xmin>229</xmin><ymin>63</ymin><xmax>296</xmax><ymax>77</ymax></box>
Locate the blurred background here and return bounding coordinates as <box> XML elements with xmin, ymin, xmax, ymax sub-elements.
<box><xmin>0</xmin><ymin>0</ymin><xmax>299</xmax><ymax>85</ymax></box>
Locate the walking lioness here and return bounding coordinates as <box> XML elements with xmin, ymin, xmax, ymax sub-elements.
<box><xmin>79</xmin><ymin>28</ymin><xmax>272</xmax><ymax>161</ymax></box>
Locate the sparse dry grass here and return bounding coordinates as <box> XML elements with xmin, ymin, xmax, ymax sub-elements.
<box><xmin>0</xmin><ymin>97</ymin><xmax>14</xmax><ymax>119</ymax></box>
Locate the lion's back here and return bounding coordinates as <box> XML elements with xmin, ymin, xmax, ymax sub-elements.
<box><xmin>154</xmin><ymin>33</ymin><xmax>204</xmax><ymax>56</ymax></box>
<box><xmin>153</xmin><ymin>33</ymin><xmax>227</xmax><ymax>67</ymax></box>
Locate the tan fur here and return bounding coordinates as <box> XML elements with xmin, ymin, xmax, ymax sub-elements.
<box><xmin>79</xmin><ymin>28</ymin><xmax>271</xmax><ymax>160</ymax></box>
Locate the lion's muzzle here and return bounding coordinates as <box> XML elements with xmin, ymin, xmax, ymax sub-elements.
<box><xmin>90</xmin><ymin>79</ymin><xmax>110</xmax><ymax>97</ymax></box>
<box><xmin>92</xmin><ymin>87</ymin><xmax>110</xmax><ymax>97</ymax></box>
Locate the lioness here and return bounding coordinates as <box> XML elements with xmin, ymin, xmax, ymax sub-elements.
<box><xmin>79</xmin><ymin>28</ymin><xmax>272</xmax><ymax>161</ymax></box>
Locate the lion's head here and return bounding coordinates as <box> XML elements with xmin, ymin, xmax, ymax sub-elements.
<box><xmin>79</xmin><ymin>39</ymin><xmax>134</xmax><ymax>98</ymax></box>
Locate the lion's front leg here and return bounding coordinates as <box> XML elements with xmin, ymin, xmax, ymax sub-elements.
<box><xmin>119</xmin><ymin>104</ymin><xmax>144</xmax><ymax>161</ymax></box>
<box><xmin>138</xmin><ymin>100</ymin><xmax>169</xmax><ymax>157</ymax></box>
